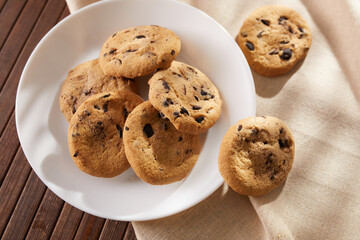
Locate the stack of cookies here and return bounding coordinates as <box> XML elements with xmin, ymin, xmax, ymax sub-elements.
<box><xmin>59</xmin><ymin>25</ymin><xmax>222</xmax><ymax>184</ymax></box>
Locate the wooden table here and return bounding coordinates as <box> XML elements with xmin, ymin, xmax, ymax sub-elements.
<box><xmin>0</xmin><ymin>0</ymin><xmax>137</xmax><ymax>239</ymax></box>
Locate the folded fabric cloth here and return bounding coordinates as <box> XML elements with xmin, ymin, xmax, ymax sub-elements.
<box><xmin>66</xmin><ymin>0</ymin><xmax>360</xmax><ymax>239</ymax></box>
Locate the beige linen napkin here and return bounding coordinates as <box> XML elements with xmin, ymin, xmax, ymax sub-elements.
<box><xmin>66</xmin><ymin>0</ymin><xmax>360</xmax><ymax>239</ymax></box>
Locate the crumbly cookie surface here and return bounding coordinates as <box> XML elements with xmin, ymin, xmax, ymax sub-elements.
<box><xmin>59</xmin><ymin>59</ymin><xmax>136</xmax><ymax>122</ymax></box>
<box><xmin>218</xmin><ymin>116</ymin><xmax>295</xmax><ymax>196</ymax></box>
<box><xmin>68</xmin><ymin>91</ymin><xmax>143</xmax><ymax>178</ymax></box>
<box><xmin>99</xmin><ymin>25</ymin><xmax>181</xmax><ymax>78</ymax></box>
<box><xmin>236</xmin><ymin>6</ymin><xmax>312</xmax><ymax>76</ymax></box>
<box><xmin>148</xmin><ymin>61</ymin><xmax>222</xmax><ymax>135</ymax></box>
<box><xmin>123</xmin><ymin>101</ymin><xmax>201</xmax><ymax>185</ymax></box>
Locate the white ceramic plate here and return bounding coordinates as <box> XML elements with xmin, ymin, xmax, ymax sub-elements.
<box><xmin>15</xmin><ymin>0</ymin><xmax>255</xmax><ymax>221</ymax></box>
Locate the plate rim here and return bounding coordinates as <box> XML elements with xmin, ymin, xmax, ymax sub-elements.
<box><xmin>15</xmin><ymin>0</ymin><xmax>256</xmax><ymax>221</ymax></box>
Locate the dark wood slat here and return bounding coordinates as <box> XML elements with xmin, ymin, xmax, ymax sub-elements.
<box><xmin>74</xmin><ymin>214</ymin><xmax>106</xmax><ymax>240</ymax></box>
<box><xmin>0</xmin><ymin>0</ymin><xmax>9</xmax><ymax>13</ymax></box>
<box><xmin>0</xmin><ymin>148</ymin><xmax>31</xmax><ymax>237</ymax></box>
<box><xmin>0</xmin><ymin>0</ymin><xmax>47</xmax><ymax>92</ymax></box>
<box><xmin>25</xmin><ymin>188</ymin><xmax>64</xmax><ymax>240</ymax></box>
<box><xmin>2</xmin><ymin>170</ymin><xmax>47</xmax><ymax>239</ymax></box>
<box><xmin>0</xmin><ymin>0</ymin><xmax>28</xmax><ymax>50</ymax></box>
<box><xmin>123</xmin><ymin>223</ymin><xmax>137</xmax><ymax>240</ymax></box>
<box><xmin>50</xmin><ymin>203</ymin><xmax>83</xmax><ymax>240</ymax></box>
<box><xmin>0</xmin><ymin>112</ymin><xmax>20</xmax><ymax>185</ymax></box>
<box><xmin>58</xmin><ymin>5</ymin><xmax>70</xmax><ymax>22</ymax></box>
<box><xmin>99</xmin><ymin>220</ymin><xmax>128</xmax><ymax>240</ymax></box>
<box><xmin>0</xmin><ymin>0</ymin><xmax>65</xmax><ymax>134</ymax></box>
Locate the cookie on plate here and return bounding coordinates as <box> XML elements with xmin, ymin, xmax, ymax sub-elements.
<box><xmin>218</xmin><ymin>116</ymin><xmax>295</xmax><ymax>196</ymax></box>
<box><xmin>148</xmin><ymin>61</ymin><xmax>222</xmax><ymax>135</ymax></box>
<box><xmin>59</xmin><ymin>59</ymin><xmax>136</xmax><ymax>122</ymax></box>
<box><xmin>123</xmin><ymin>101</ymin><xmax>201</xmax><ymax>185</ymax></box>
<box><xmin>68</xmin><ymin>91</ymin><xmax>143</xmax><ymax>178</ymax></box>
<box><xmin>99</xmin><ymin>25</ymin><xmax>181</xmax><ymax>78</ymax></box>
<box><xmin>236</xmin><ymin>6</ymin><xmax>312</xmax><ymax>77</ymax></box>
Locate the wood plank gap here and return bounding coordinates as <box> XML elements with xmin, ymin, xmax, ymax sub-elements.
<box><xmin>0</xmin><ymin>111</ymin><xmax>20</xmax><ymax>186</ymax></box>
<box><xmin>0</xmin><ymin>0</ymin><xmax>66</xmax><ymax>134</ymax></box>
<box><xmin>74</xmin><ymin>214</ymin><xmax>106</xmax><ymax>240</ymax></box>
<box><xmin>0</xmin><ymin>0</ymin><xmax>49</xmax><ymax>92</ymax></box>
<box><xmin>123</xmin><ymin>222</ymin><xmax>137</xmax><ymax>240</ymax></box>
<box><xmin>0</xmin><ymin>108</ymin><xmax>13</xmax><ymax>139</ymax></box>
<box><xmin>0</xmin><ymin>0</ymin><xmax>29</xmax><ymax>51</ymax></box>
<box><xmin>99</xmin><ymin>220</ymin><xmax>129</xmax><ymax>240</ymax></box>
<box><xmin>25</xmin><ymin>188</ymin><xmax>65</xmax><ymax>240</ymax></box>
<box><xmin>1</xmin><ymin>170</ymin><xmax>47</xmax><ymax>240</ymax></box>
<box><xmin>50</xmin><ymin>204</ymin><xmax>84</xmax><ymax>240</ymax></box>
<box><xmin>0</xmin><ymin>0</ymin><xmax>9</xmax><ymax>14</ymax></box>
<box><xmin>0</xmin><ymin>148</ymin><xmax>32</xmax><ymax>237</ymax></box>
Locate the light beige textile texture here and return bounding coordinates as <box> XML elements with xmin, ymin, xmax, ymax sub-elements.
<box><xmin>66</xmin><ymin>0</ymin><xmax>360</xmax><ymax>239</ymax></box>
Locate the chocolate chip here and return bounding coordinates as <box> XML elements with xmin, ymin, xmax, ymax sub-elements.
<box><xmin>84</xmin><ymin>89</ymin><xmax>91</xmax><ymax>95</ymax></box>
<box><xmin>103</xmin><ymin>103</ymin><xmax>108</xmax><ymax>113</ymax></box>
<box><xmin>180</xmin><ymin>107</ymin><xmax>189</xmax><ymax>115</ymax></box>
<box><xmin>163</xmin><ymin>123</ymin><xmax>168</xmax><ymax>130</ymax></box>
<box><xmin>280</xmin><ymin>48</ymin><xmax>292</xmax><ymax>60</ymax></box>
<box><xmin>194</xmin><ymin>96</ymin><xmax>199</xmax><ymax>101</ymax></box>
<box><xmin>72</xmin><ymin>106</ymin><xmax>76</xmax><ymax>114</ymax></box>
<box><xmin>162</xmin><ymin>80</ymin><xmax>170</xmax><ymax>91</ymax></box>
<box><xmin>278</xmin><ymin>16</ymin><xmax>288</xmax><ymax>24</ymax></box>
<box><xmin>299</xmin><ymin>34</ymin><xmax>304</xmax><ymax>39</ymax></box>
<box><xmin>257</xmin><ymin>31</ymin><xmax>264</xmax><ymax>38</ymax></box>
<box><xmin>173</xmin><ymin>111</ymin><xmax>180</xmax><ymax>119</ymax></box>
<box><xmin>109</xmin><ymin>49</ymin><xmax>117</xmax><ymax>54</ymax></box>
<box><xmin>280</xmin><ymin>128</ymin><xmax>284</xmax><ymax>134</ymax></box>
<box><xmin>298</xmin><ymin>26</ymin><xmax>304</xmax><ymax>32</ymax></box>
<box><xmin>150</xmin><ymin>40</ymin><xmax>155</xmax><ymax>43</ymax></box>
<box><xmin>241</xmin><ymin>32</ymin><xmax>248</xmax><ymax>37</ymax></box>
<box><xmin>125</xmin><ymin>126</ymin><xmax>129</xmax><ymax>131</ymax></box>
<box><xmin>187</xmin><ymin>67</ymin><xmax>197</xmax><ymax>74</ymax></box>
<box><xmin>238</xmin><ymin>125</ymin><xmax>242</xmax><ymax>131</ymax></box>
<box><xmin>251</xmin><ymin>129</ymin><xmax>258</xmax><ymax>136</ymax></box>
<box><xmin>172</xmin><ymin>72</ymin><xmax>182</xmax><ymax>78</ymax></box>
<box><xmin>112</xmin><ymin>33</ymin><xmax>117</xmax><ymax>37</ymax></box>
<box><xmin>185</xmin><ymin>149</ymin><xmax>192</xmax><ymax>154</ymax></box>
<box><xmin>94</xmin><ymin>105</ymin><xmax>100</xmax><ymax>110</ymax></box>
<box><xmin>279</xmin><ymin>139</ymin><xmax>289</xmax><ymax>148</ymax></box>
<box><xmin>261</xmin><ymin>19</ymin><xmax>270</xmax><ymax>26</ymax></box>
<box><xmin>116</xmin><ymin>124</ymin><xmax>123</xmax><ymax>138</ymax></box>
<box><xmin>280</xmin><ymin>40</ymin><xmax>289</xmax><ymax>44</ymax></box>
<box><xmin>200</xmin><ymin>89</ymin><xmax>208</xmax><ymax>96</ymax></box>
<box><xmin>125</xmin><ymin>49</ymin><xmax>137</xmax><ymax>53</ymax></box>
<box><xmin>178</xmin><ymin>136</ymin><xmax>183</xmax><ymax>141</ymax></box>
<box><xmin>158</xmin><ymin>111</ymin><xmax>166</xmax><ymax>119</ymax></box>
<box><xmin>288</xmin><ymin>26</ymin><xmax>293</xmax><ymax>34</ymax></box>
<box><xmin>135</xmin><ymin>35</ymin><xmax>146</xmax><ymax>39</ymax></box>
<box><xmin>195</xmin><ymin>116</ymin><xmax>205</xmax><ymax>123</ymax></box>
<box><xmin>183</xmin><ymin>85</ymin><xmax>186</xmax><ymax>95</ymax></box>
<box><xmin>270</xmin><ymin>175</ymin><xmax>275</xmax><ymax>180</ymax></box>
<box><xmin>246</xmin><ymin>41</ymin><xmax>254</xmax><ymax>51</ymax></box>
<box><xmin>143</xmin><ymin>124</ymin><xmax>154</xmax><ymax>138</ymax></box>
<box><xmin>102</xmin><ymin>93</ymin><xmax>110</xmax><ymax>98</ymax></box>
<box><xmin>193</xmin><ymin>86</ymin><xmax>197</xmax><ymax>91</ymax></box>
<box><xmin>84</xmin><ymin>110</ymin><xmax>91</xmax><ymax>116</ymax></box>
<box><xmin>192</xmin><ymin>105</ymin><xmax>201</xmax><ymax>110</ymax></box>
<box><xmin>163</xmin><ymin>98</ymin><xmax>174</xmax><ymax>107</ymax></box>
<box><xmin>73</xmin><ymin>151</ymin><xmax>79</xmax><ymax>157</ymax></box>
<box><xmin>116</xmin><ymin>58</ymin><xmax>122</xmax><ymax>64</ymax></box>
<box><xmin>171</xmin><ymin>50</ymin><xmax>175</xmax><ymax>55</ymax></box>
<box><xmin>123</xmin><ymin>108</ymin><xmax>128</xmax><ymax>119</ymax></box>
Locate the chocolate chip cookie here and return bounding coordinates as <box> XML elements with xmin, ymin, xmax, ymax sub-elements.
<box><xmin>99</xmin><ymin>25</ymin><xmax>181</xmax><ymax>78</ymax></box>
<box><xmin>68</xmin><ymin>91</ymin><xmax>143</xmax><ymax>178</ymax></box>
<box><xmin>218</xmin><ymin>116</ymin><xmax>295</xmax><ymax>196</ymax></box>
<box><xmin>236</xmin><ymin>6</ymin><xmax>312</xmax><ymax>76</ymax></box>
<box><xmin>59</xmin><ymin>59</ymin><xmax>136</xmax><ymax>122</ymax></box>
<box><xmin>123</xmin><ymin>101</ymin><xmax>201</xmax><ymax>185</ymax></box>
<box><xmin>148</xmin><ymin>61</ymin><xmax>222</xmax><ymax>135</ymax></box>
